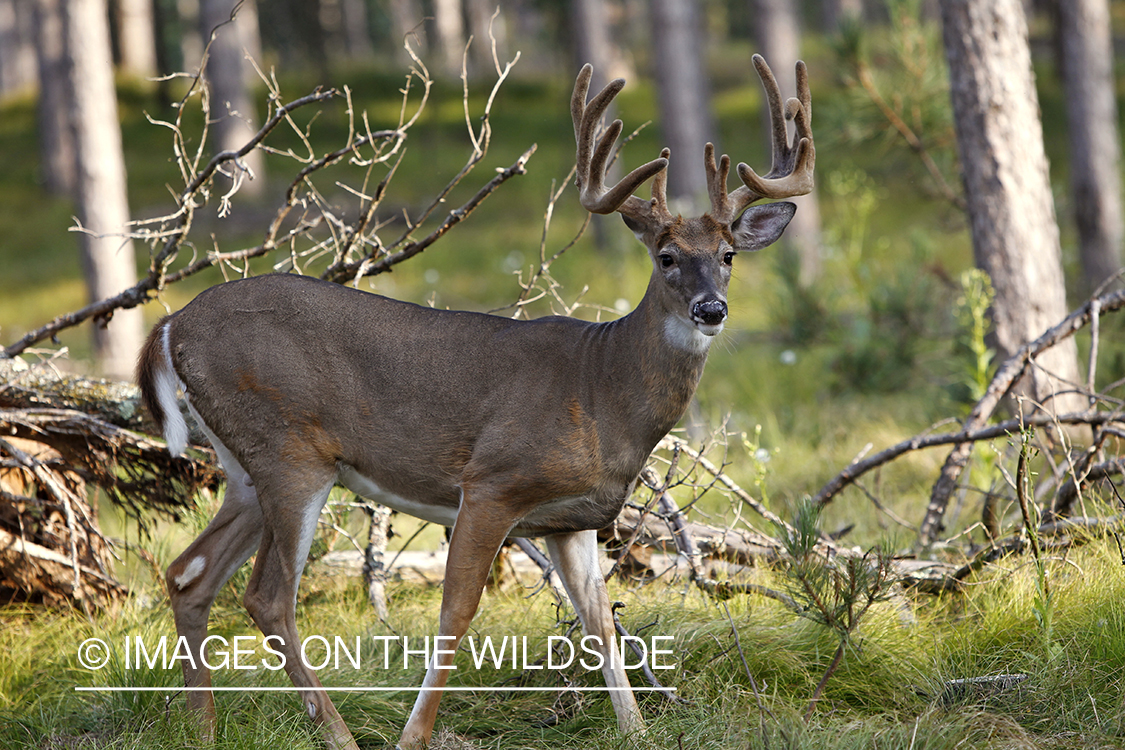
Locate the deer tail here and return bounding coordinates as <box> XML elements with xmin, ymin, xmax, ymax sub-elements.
<box><xmin>136</xmin><ymin>319</ymin><xmax>188</xmax><ymax>456</ymax></box>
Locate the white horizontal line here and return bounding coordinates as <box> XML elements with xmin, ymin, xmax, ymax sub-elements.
<box><xmin>76</xmin><ymin>686</ymin><xmax>674</xmax><ymax>693</ymax></box>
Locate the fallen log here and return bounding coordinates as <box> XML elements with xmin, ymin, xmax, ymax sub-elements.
<box><xmin>0</xmin><ymin>357</ymin><xmax>148</xmax><ymax>431</ymax></box>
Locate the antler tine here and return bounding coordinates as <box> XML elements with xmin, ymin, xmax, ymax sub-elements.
<box><xmin>651</xmin><ymin>147</ymin><xmax>673</xmax><ymax>222</ymax></box>
<box><xmin>572</xmin><ymin>64</ymin><xmax>669</xmax><ymax>218</ymax></box>
<box><xmin>704</xmin><ymin>142</ymin><xmax>736</xmax><ymax>223</ymax></box>
<box><xmin>571</xmin><ymin>64</ymin><xmax>594</xmax><ymax>144</ymax></box>
<box><xmin>725</xmin><ymin>55</ymin><xmax>816</xmax><ymax>214</ymax></box>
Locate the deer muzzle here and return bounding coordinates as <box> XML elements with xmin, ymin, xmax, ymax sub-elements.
<box><xmin>691</xmin><ymin>298</ymin><xmax>728</xmax><ymax>330</ymax></box>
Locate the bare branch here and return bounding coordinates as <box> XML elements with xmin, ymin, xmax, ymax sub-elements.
<box><xmin>814</xmin><ymin>410</ymin><xmax>1123</xmax><ymax>509</ymax></box>
<box><xmin>918</xmin><ymin>287</ymin><xmax>1125</xmax><ymax>544</ymax></box>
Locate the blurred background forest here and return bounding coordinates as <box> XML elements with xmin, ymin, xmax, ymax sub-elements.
<box><xmin>2</xmin><ymin>0</ymin><xmax>1123</xmax><ymax>533</ymax></box>
<box><xmin>3</xmin><ymin>2</ymin><xmax>1125</xmax><ymax>748</ymax></box>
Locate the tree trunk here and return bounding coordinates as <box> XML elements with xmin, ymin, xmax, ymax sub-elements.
<box><xmin>387</xmin><ymin>0</ymin><xmax>427</xmax><ymax>62</ymax></box>
<box><xmin>432</xmin><ymin>0</ymin><xmax>465</xmax><ymax>78</ymax></box>
<box><xmin>339</xmin><ymin>0</ymin><xmax>374</xmax><ymax>61</ymax></box>
<box><xmin>571</xmin><ymin>0</ymin><xmax>614</xmax><ymax>89</ymax></box>
<box><xmin>649</xmin><ymin>0</ymin><xmax>716</xmax><ymax>207</ymax></box>
<box><xmin>1057</xmin><ymin>0</ymin><xmax>1123</xmax><ymax>293</ymax></box>
<box><xmin>113</xmin><ymin>0</ymin><xmax>157</xmax><ymax>77</ymax></box>
<box><xmin>62</xmin><ymin>0</ymin><xmax>143</xmax><ymax>380</ymax></box>
<box><xmin>363</xmin><ymin>503</ymin><xmax>392</xmax><ymax>619</ymax></box>
<box><xmin>0</xmin><ymin>0</ymin><xmax>37</xmax><ymax>95</ymax></box>
<box><xmin>938</xmin><ymin>0</ymin><xmax>1083</xmax><ymax>416</ymax></box>
<box><xmin>33</xmin><ymin>0</ymin><xmax>76</xmax><ymax>196</ymax></box>
<box><xmin>198</xmin><ymin>0</ymin><xmax>265</xmax><ymax>198</ymax></box>
<box><xmin>465</xmin><ymin>0</ymin><xmax>506</xmax><ymax>75</ymax></box>
<box><xmin>751</xmin><ymin>0</ymin><xmax>823</xmax><ymax>285</ymax></box>
<box><xmin>177</xmin><ymin>0</ymin><xmax>203</xmax><ymax>75</ymax></box>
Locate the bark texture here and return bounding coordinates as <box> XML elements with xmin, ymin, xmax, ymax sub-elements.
<box><xmin>939</xmin><ymin>0</ymin><xmax>1083</xmax><ymax>414</ymax></box>
<box><xmin>63</xmin><ymin>0</ymin><xmax>143</xmax><ymax>379</ymax></box>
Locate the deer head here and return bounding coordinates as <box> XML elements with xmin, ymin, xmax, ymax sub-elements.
<box><xmin>571</xmin><ymin>55</ymin><xmax>815</xmax><ymax>349</ymax></box>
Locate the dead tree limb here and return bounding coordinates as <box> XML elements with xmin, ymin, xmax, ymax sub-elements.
<box><xmin>2</xmin><ymin>49</ymin><xmax>532</xmax><ymax>361</ymax></box>
<box><xmin>1054</xmin><ymin>458</ymin><xmax>1125</xmax><ymax>517</ymax></box>
<box><xmin>657</xmin><ymin>436</ymin><xmax>794</xmax><ymax>537</ymax></box>
<box><xmin>813</xmin><ymin>411</ymin><xmax>1122</xmax><ymax>510</ymax></box>
<box><xmin>917</xmin><ymin>288</ymin><xmax>1125</xmax><ymax>545</ymax></box>
<box><xmin>1</xmin><ymin>88</ymin><xmax>340</xmax><ymax>359</ymax></box>
<box><xmin>322</xmin><ymin>145</ymin><xmax>537</xmax><ymax>284</ymax></box>
<box><xmin>0</xmin><ymin>358</ymin><xmax>146</xmax><ymax>431</ymax></box>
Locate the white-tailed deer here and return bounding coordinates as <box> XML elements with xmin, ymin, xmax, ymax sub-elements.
<box><xmin>138</xmin><ymin>55</ymin><xmax>814</xmax><ymax>750</ymax></box>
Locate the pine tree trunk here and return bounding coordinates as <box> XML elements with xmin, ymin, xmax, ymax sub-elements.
<box><xmin>62</xmin><ymin>0</ymin><xmax>143</xmax><ymax>380</ymax></box>
<box><xmin>1058</xmin><ymin>0</ymin><xmax>1123</xmax><ymax>293</ymax></box>
<box><xmin>751</xmin><ymin>0</ymin><xmax>823</xmax><ymax>285</ymax></box>
<box><xmin>339</xmin><ymin>0</ymin><xmax>374</xmax><ymax>61</ymax></box>
<box><xmin>33</xmin><ymin>0</ymin><xmax>76</xmax><ymax>196</ymax></box>
<box><xmin>198</xmin><ymin>0</ymin><xmax>265</xmax><ymax>198</ymax></box>
<box><xmin>465</xmin><ymin>0</ymin><xmax>505</xmax><ymax>75</ymax></box>
<box><xmin>649</xmin><ymin>0</ymin><xmax>716</xmax><ymax>207</ymax></box>
<box><xmin>0</xmin><ymin>0</ymin><xmax>37</xmax><ymax>95</ymax></box>
<box><xmin>823</xmin><ymin>0</ymin><xmax>863</xmax><ymax>30</ymax></box>
<box><xmin>113</xmin><ymin>0</ymin><xmax>157</xmax><ymax>77</ymax></box>
<box><xmin>939</xmin><ymin>0</ymin><xmax>1083</xmax><ymax>416</ymax></box>
<box><xmin>571</xmin><ymin>0</ymin><xmax>614</xmax><ymax>89</ymax></box>
<box><xmin>432</xmin><ymin>0</ymin><xmax>464</xmax><ymax>78</ymax></box>
<box><xmin>387</xmin><ymin>0</ymin><xmax>427</xmax><ymax>62</ymax></box>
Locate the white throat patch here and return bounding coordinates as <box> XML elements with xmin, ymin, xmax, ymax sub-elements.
<box><xmin>664</xmin><ymin>316</ymin><xmax>715</xmax><ymax>354</ymax></box>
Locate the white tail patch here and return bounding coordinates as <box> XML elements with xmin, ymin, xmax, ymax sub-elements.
<box><xmin>174</xmin><ymin>555</ymin><xmax>206</xmax><ymax>590</ymax></box>
<box><xmin>156</xmin><ymin>325</ymin><xmax>190</xmax><ymax>456</ymax></box>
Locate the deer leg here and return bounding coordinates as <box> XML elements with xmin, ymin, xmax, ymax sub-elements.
<box><xmin>397</xmin><ymin>499</ymin><xmax>516</xmax><ymax>750</ymax></box>
<box><xmin>240</xmin><ymin>476</ymin><xmax>359</xmax><ymax>750</ymax></box>
<box><xmin>165</xmin><ymin>453</ymin><xmax>263</xmax><ymax>742</ymax></box>
<box><xmin>545</xmin><ymin>529</ymin><xmax>644</xmax><ymax>736</ymax></box>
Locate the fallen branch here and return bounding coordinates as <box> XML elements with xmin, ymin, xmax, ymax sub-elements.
<box><xmin>0</xmin><ymin>358</ymin><xmax>146</xmax><ymax>431</ymax></box>
<box><xmin>0</xmin><ymin>407</ymin><xmax>217</xmax><ymax>527</ymax></box>
<box><xmin>918</xmin><ymin>288</ymin><xmax>1125</xmax><ymax>545</ymax></box>
<box><xmin>0</xmin><ymin>526</ymin><xmax>126</xmax><ymax>606</ymax></box>
<box><xmin>813</xmin><ymin>410</ymin><xmax>1122</xmax><ymax>510</ymax></box>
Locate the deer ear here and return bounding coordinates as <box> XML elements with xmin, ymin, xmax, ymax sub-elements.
<box><xmin>621</xmin><ymin>213</ymin><xmax>646</xmax><ymax>240</ymax></box>
<box><xmin>731</xmin><ymin>201</ymin><xmax>796</xmax><ymax>251</ymax></box>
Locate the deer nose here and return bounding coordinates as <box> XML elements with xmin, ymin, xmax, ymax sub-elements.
<box><xmin>692</xmin><ymin>299</ymin><xmax>728</xmax><ymax>326</ymax></box>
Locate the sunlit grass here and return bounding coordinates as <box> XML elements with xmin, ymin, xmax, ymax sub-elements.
<box><xmin>3</xmin><ymin>540</ymin><xmax>1124</xmax><ymax>748</ymax></box>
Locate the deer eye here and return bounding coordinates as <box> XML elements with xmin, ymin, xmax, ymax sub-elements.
<box><xmin>659</xmin><ymin>253</ymin><xmax>675</xmax><ymax>269</ymax></box>
<box><xmin>723</xmin><ymin>251</ymin><xmax>735</xmax><ymax>266</ymax></box>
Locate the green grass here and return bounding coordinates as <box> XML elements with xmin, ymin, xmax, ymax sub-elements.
<box><xmin>3</xmin><ymin>538</ymin><xmax>1125</xmax><ymax>749</ymax></box>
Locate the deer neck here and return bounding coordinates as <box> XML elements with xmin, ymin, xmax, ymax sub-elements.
<box><xmin>605</xmin><ymin>276</ymin><xmax>711</xmax><ymax>442</ymax></box>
